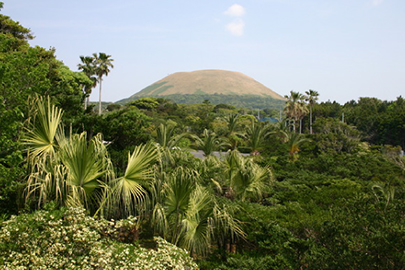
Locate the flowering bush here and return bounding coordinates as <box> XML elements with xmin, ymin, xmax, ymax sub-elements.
<box><xmin>0</xmin><ymin>207</ymin><xmax>198</xmax><ymax>269</ymax></box>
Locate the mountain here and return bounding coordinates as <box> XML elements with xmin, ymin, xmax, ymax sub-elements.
<box><xmin>118</xmin><ymin>69</ymin><xmax>286</xmax><ymax>109</ymax></box>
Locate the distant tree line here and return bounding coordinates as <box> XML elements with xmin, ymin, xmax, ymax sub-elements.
<box><xmin>120</xmin><ymin>93</ymin><xmax>286</xmax><ymax>111</ymax></box>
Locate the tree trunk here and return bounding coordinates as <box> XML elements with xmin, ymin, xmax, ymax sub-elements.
<box><xmin>309</xmin><ymin>105</ymin><xmax>313</xmax><ymax>134</ymax></box>
<box><xmin>98</xmin><ymin>78</ymin><xmax>102</xmax><ymax>115</ymax></box>
<box><xmin>83</xmin><ymin>86</ymin><xmax>87</xmax><ymax>110</ymax></box>
<box><xmin>299</xmin><ymin>118</ymin><xmax>302</xmax><ymax>134</ymax></box>
<box><xmin>230</xmin><ymin>243</ymin><xmax>237</xmax><ymax>254</ymax></box>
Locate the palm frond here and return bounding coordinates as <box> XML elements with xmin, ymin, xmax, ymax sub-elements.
<box><xmin>191</xmin><ymin>129</ymin><xmax>224</xmax><ymax>156</ymax></box>
<box><xmin>164</xmin><ymin>167</ymin><xmax>197</xmax><ymax>217</ymax></box>
<box><xmin>178</xmin><ymin>186</ymin><xmax>213</xmax><ymax>255</ymax></box>
<box><xmin>225</xmin><ymin>152</ymin><xmax>273</xmax><ymax>201</ymax></box>
<box><xmin>25</xmin><ymin>163</ymin><xmax>67</xmax><ymax>207</ymax></box>
<box><xmin>246</xmin><ymin>120</ymin><xmax>272</xmax><ymax>154</ymax></box>
<box><xmin>60</xmin><ymin>133</ymin><xmax>106</xmax><ymax>193</ymax></box>
<box><xmin>151</xmin><ymin>202</ymin><xmax>169</xmax><ymax>237</ymax></box>
<box><xmin>110</xmin><ymin>143</ymin><xmax>156</xmax><ymax>216</ymax></box>
<box><xmin>212</xmin><ymin>203</ymin><xmax>246</xmax><ymax>246</ymax></box>
<box><xmin>59</xmin><ymin>132</ymin><xmax>111</xmax><ymax>208</ymax></box>
<box><xmin>24</xmin><ymin>96</ymin><xmax>65</xmax><ymax>207</ymax></box>
<box><xmin>23</xmin><ymin>96</ymin><xmax>63</xmax><ymax>161</ymax></box>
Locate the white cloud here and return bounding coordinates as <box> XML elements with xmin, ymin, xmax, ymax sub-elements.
<box><xmin>372</xmin><ymin>0</ymin><xmax>384</xmax><ymax>6</ymax></box>
<box><xmin>226</xmin><ymin>19</ymin><xmax>245</xmax><ymax>36</ymax></box>
<box><xmin>224</xmin><ymin>4</ymin><xmax>246</xmax><ymax>36</ymax></box>
<box><xmin>224</xmin><ymin>4</ymin><xmax>245</xmax><ymax>17</ymax></box>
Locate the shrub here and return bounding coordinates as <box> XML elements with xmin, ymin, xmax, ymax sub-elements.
<box><xmin>0</xmin><ymin>207</ymin><xmax>198</xmax><ymax>269</ymax></box>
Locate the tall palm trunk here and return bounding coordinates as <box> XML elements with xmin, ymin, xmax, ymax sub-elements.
<box><xmin>82</xmin><ymin>85</ymin><xmax>87</xmax><ymax>110</ymax></box>
<box><xmin>98</xmin><ymin>78</ymin><xmax>102</xmax><ymax>115</ymax></box>
<box><xmin>309</xmin><ymin>105</ymin><xmax>313</xmax><ymax>134</ymax></box>
<box><xmin>299</xmin><ymin>119</ymin><xmax>303</xmax><ymax>134</ymax></box>
<box><xmin>305</xmin><ymin>90</ymin><xmax>319</xmax><ymax>135</ymax></box>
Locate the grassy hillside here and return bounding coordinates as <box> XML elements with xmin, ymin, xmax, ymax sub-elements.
<box><xmin>118</xmin><ymin>70</ymin><xmax>286</xmax><ymax>109</ymax></box>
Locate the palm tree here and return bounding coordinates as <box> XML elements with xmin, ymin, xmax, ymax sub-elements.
<box><xmin>104</xmin><ymin>143</ymin><xmax>156</xmax><ymax>218</ymax></box>
<box><xmin>24</xmin><ymin>96</ymin><xmax>113</xmax><ymax>209</ymax></box>
<box><xmin>58</xmin><ymin>132</ymin><xmax>113</xmax><ymax>209</ymax></box>
<box><xmin>24</xmin><ymin>96</ymin><xmax>65</xmax><ymax>206</ymax></box>
<box><xmin>222</xmin><ymin>113</ymin><xmax>244</xmax><ymax>150</ymax></box>
<box><xmin>154</xmin><ymin>123</ymin><xmax>188</xmax><ymax>170</ymax></box>
<box><xmin>280</xmin><ymin>131</ymin><xmax>310</xmax><ymax>162</ymax></box>
<box><xmin>93</xmin><ymin>53</ymin><xmax>114</xmax><ymax>115</ymax></box>
<box><xmin>24</xmin><ymin>96</ymin><xmax>157</xmax><ymax>219</ymax></box>
<box><xmin>224</xmin><ymin>150</ymin><xmax>272</xmax><ymax>201</ymax></box>
<box><xmin>155</xmin><ymin>122</ymin><xmax>185</xmax><ymax>149</ymax></box>
<box><xmin>191</xmin><ymin>129</ymin><xmax>226</xmax><ymax>156</ymax></box>
<box><xmin>78</xmin><ymin>56</ymin><xmax>97</xmax><ymax>110</ymax></box>
<box><xmin>245</xmin><ymin>120</ymin><xmax>272</xmax><ymax>155</ymax></box>
<box><xmin>284</xmin><ymin>91</ymin><xmax>299</xmax><ymax>132</ymax></box>
<box><xmin>284</xmin><ymin>91</ymin><xmax>308</xmax><ymax>133</ymax></box>
<box><xmin>305</xmin><ymin>89</ymin><xmax>319</xmax><ymax>134</ymax></box>
<box><xmin>150</xmin><ymin>166</ymin><xmax>245</xmax><ymax>256</ymax></box>
<box><xmin>24</xmin><ymin>96</ymin><xmax>245</xmax><ymax>256</ymax></box>
<box><xmin>223</xmin><ymin>113</ymin><xmax>239</xmax><ymax>135</ymax></box>
<box><xmin>297</xmin><ymin>99</ymin><xmax>309</xmax><ymax>134</ymax></box>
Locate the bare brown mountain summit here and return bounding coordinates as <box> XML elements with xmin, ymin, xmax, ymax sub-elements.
<box><xmin>117</xmin><ymin>69</ymin><xmax>286</xmax><ymax>109</ymax></box>
<box><xmin>131</xmin><ymin>69</ymin><xmax>284</xmax><ymax>99</ymax></box>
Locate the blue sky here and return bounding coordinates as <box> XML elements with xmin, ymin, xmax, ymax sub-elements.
<box><xmin>3</xmin><ymin>0</ymin><xmax>405</xmax><ymax>103</ymax></box>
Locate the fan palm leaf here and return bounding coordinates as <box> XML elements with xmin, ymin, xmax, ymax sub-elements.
<box><xmin>164</xmin><ymin>168</ymin><xmax>197</xmax><ymax>217</ymax></box>
<box><xmin>181</xmin><ymin>185</ymin><xmax>213</xmax><ymax>255</ymax></box>
<box><xmin>224</xmin><ymin>151</ymin><xmax>272</xmax><ymax>201</ymax></box>
<box><xmin>24</xmin><ymin>96</ymin><xmax>65</xmax><ymax>207</ymax></box>
<box><xmin>59</xmin><ymin>133</ymin><xmax>111</xmax><ymax>208</ymax></box>
<box><xmin>23</xmin><ymin>96</ymin><xmax>63</xmax><ymax>161</ymax></box>
<box><xmin>109</xmin><ymin>143</ymin><xmax>156</xmax><ymax>216</ymax></box>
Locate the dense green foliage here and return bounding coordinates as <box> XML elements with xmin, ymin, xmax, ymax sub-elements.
<box><xmin>344</xmin><ymin>97</ymin><xmax>405</xmax><ymax>148</ymax></box>
<box><xmin>310</xmin><ymin>97</ymin><xmax>405</xmax><ymax>148</ymax></box>
<box><xmin>119</xmin><ymin>93</ymin><xmax>286</xmax><ymax>110</ymax></box>
<box><xmin>198</xmin><ymin>143</ymin><xmax>404</xmax><ymax>269</ymax></box>
<box><xmin>0</xmin><ymin>6</ymin><xmax>90</xmax><ymax>215</ymax></box>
